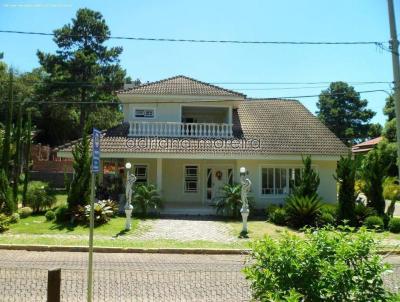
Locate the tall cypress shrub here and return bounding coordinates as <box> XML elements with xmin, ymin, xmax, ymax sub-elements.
<box><xmin>335</xmin><ymin>156</ymin><xmax>356</xmax><ymax>224</ymax></box>
<box><xmin>67</xmin><ymin>127</ymin><xmax>91</xmax><ymax>210</ymax></box>
<box><xmin>22</xmin><ymin>110</ymin><xmax>31</xmax><ymax>206</ymax></box>
<box><xmin>12</xmin><ymin>103</ymin><xmax>22</xmax><ymax>205</ymax></box>
<box><xmin>2</xmin><ymin>70</ymin><xmax>13</xmax><ymax>178</ymax></box>
<box><xmin>0</xmin><ymin>169</ymin><xmax>13</xmax><ymax>214</ymax></box>
<box><xmin>293</xmin><ymin>155</ymin><xmax>320</xmax><ymax>198</ymax></box>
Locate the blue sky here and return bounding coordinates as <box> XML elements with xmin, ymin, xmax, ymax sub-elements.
<box><xmin>0</xmin><ymin>0</ymin><xmax>398</xmax><ymax>124</ymax></box>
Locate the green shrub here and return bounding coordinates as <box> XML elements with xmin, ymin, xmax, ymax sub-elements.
<box><xmin>268</xmin><ymin>208</ymin><xmax>287</xmax><ymax>226</ymax></box>
<box><xmin>45</xmin><ymin>210</ymin><xmax>56</xmax><ymax>221</ymax></box>
<box><xmin>9</xmin><ymin>213</ymin><xmax>20</xmax><ymax>224</ymax></box>
<box><xmin>265</xmin><ymin>204</ymin><xmax>280</xmax><ymax>219</ymax></box>
<box><xmin>364</xmin><ymin>215</ymin><xmax>384</xmax><ymax>231</ymax></box>
<box><xmin>18</xmin><ymin>206</ymin><xmax>33</xmax><ymax>218</ymax></box>
<box><xmin>316</xmin><ymin>212</ymin><xmax>336</xmax><ymax>227</ymax></box>
<box><xmin>285</xmin><ymin>194</ymin><xmax>323</xmax><ymax>228</ymax></box>
<box><xmin>244</xmin><ymin>226</ymin><xmax>394</xmax><ymax>301</ymax></box>
<box><xmin>354</xmin><ymin>203</ymin><xmax>376</xmax><ymax>227</ymax></box>
<box><xmin>133</xmin><ymin>184</ymin><xmax>163</xmax><ymax>217</ymax></box>
<box><xmin>55</xmin><ymin>204</ymin><xmax>69</xmax><ymax>223</ymax></box>
<box><xmin>0</xmin><ymin>214</ymin><xmax>9</xmax><ymax>233</ymax></box>
<box><xmin>388</xmin><ymin>218</ymin><xmax>400</xmax><ymax>234</ymax></box>
<box><xmin>320</xmin><ymin>203</ymin><xmax>337</xmax><ymax>217</ymax></box>
<box><xmin>335</xmin><ymin>155</ymin><xmax>356</xmax><ymax>225</ymax></box>
<box><xmin>25</xmin><ymin>181</ymin><xmax>56</xmax><ymax>213</ymax></box>
<box><xmin>84</xmin><ymin>199</ymin><xmax>116</xmax><ymax>225</ymax></box>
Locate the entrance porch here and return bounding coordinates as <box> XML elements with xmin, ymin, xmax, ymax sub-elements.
<box><xmin>99</xmin><ymin>158</ymin><xmax>239</xmax><ymax>212</ymax></box>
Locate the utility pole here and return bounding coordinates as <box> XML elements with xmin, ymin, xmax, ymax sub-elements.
<box><xmin>387</xmin><ymin>0</ymin><xmax>400</xmax><ymax>178</ymax></box>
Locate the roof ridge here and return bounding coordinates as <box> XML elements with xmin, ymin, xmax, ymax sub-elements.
<box><xmin>245</xmin><ymin>97</ymin><xmax>300</xmax><ymax>102</ymax></box>
<box><xmin>176</xmin><ymin>75</ymin><xmax>246</xmax><ymax>97</ymax></box>
<box><xmin>118</xmin><ymin>75</ymin><xmax>246</xmax><ymax>97</ymax></box>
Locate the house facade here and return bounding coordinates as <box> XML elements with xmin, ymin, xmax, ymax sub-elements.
<box><xmin>57</xmin><ymin>76</ymin><xmax>348</xmax><ymax>213</ymax></box>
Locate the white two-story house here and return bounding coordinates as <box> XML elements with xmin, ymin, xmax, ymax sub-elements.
<box><xmin>57</xmin><ymin>75</ymin><xmax>348</xmax><ymax>213</ymax></box>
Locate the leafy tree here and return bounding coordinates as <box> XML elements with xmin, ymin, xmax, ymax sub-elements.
<box><xmin>293</xmin><ymin>155</ymin><xmax>320</xmax><ymax>198</ymax></box>
<box><xmin>367</xmin><ymin>123</ymin><xmax>382</xmax><ymax>139</ymax></box>
<box><xmin>383</xmin><ymin>118</ymin><xmax>396</xmax><ymax>142</ymax></box>
<box><xmin>384</xmin><ymin>95</ymin><xmax>395</xmax><ymax>121</ymax></box>
<box><xmin>316</xmin><ymin>82</ymin><xmax>375</xmax><ymax>145</ymax></box>
<box><xmin>382</xmin><ymin>94</ymin><xmax>398</xmax><ymax>143</ymax></box>
<box><xmin>334</xmin><ymin>155</ymin><xmax>356</xmax><ymax>224</ymax></box>
<box><xmin>67</xmin><ymin>127</ymin><xmax>91</xmax><ymax>210</ymax></box>
<box><xmin>37</xmin><ymin>8</ymin><xmax>125</xmax><ymax>144</ymax></box>
<box><xmin>382</xmin><ymin>177</ymin><xmax>400</xmax><ymax>218</ymax></box>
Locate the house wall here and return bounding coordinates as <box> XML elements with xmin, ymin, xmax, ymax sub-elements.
<box><xmin>235</xmin><ymin>159</ymin><xmax>337</xmax><ymax>207</ymax></box>
<box><xmin>122</xmin><ymin>101</ymin><xmax>234</xmax><ymax>123</ymax></box>
<box><xmin>115</xmin><ymin>157</ymin><xmax>338</xmax><ymax>209</ymax></box>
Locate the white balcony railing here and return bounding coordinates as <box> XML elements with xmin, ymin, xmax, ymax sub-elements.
<box><xmin>128</xmin><ymin>121</ymin><xmax>233</xmax><ymax>138</ymax></box>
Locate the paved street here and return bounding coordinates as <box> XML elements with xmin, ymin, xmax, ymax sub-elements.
<box><xmin>0</xmin><ymin>250</ymin><xmax>251</xmax><ymax>302</ymax></box>
<box><xmin>0</xmin><ymin>250</ymin><xmax>399</xmax><ymax>301</ymax></box>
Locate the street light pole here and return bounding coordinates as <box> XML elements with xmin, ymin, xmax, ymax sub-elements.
<box><xmin>387</xmin><ymin>0</ymin><xmax>400</xmax><ymax>178</ymax></box>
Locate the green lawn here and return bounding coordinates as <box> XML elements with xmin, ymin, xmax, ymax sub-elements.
<box><xmin>8</xmin><ymin>215</ymin><xmax>140</xmax><ymax>236</ymax></box>
<box><xmin>1</xmin><ymin>212</ymin><xmax>399</xmax><ymax>250</ymax></box>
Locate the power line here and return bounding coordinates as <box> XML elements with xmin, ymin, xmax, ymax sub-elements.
<box><xmin>0</xmin><ymin>30</ymin><xmax>388</xmax><ymax>47</ymax></box>
<box><xmin>0</xmin><ymin>79</ymin><xmax>393</xmax><ymax>88</ymax></box>
<box><xmin>0</xmin><ymin>89</ymin><xmax>390</xmax><ymax>105</ymax></box>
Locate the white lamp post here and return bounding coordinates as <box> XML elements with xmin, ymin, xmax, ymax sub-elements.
<box><xmin>240</xmin><ymin>167</ymin><xmax>251</xmax><ymax>236</ymax></box>
<box><xmin>124</xmin><ymin>162</ymin><xmax>136</xmax><ymax>230</ymax></box>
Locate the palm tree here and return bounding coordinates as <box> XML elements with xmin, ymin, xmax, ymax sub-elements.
<box><xmin>215</xmin><ymin>184</ymin><xmax>253</xmax><ymax>218</ymax></box>
<box><xmin>132</xmin><ymin>184</ymin><xmax>163</xmax><ymax>216</ymax></box>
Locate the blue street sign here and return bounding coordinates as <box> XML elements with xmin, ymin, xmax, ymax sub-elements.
<box><xmin>92</xmin><ymin>128</ymin><xmax>101</xmax><ymax>173</ymax></box>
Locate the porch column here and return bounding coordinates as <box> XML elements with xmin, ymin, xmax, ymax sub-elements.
<box><xmin>157</xmin><ymin>158</ymin><xmax>163</xmax><ymax>193</ymax></box>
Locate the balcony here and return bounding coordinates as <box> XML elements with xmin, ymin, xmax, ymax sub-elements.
<box><xmin>128</xmin><ymin>121</ymin><xmax>233</xmax><ymax>138</ymax></box>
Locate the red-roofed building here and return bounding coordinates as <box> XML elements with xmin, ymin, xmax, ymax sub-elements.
<box><xmin>352</xmin><ymin>137</ymin><xmax>383</xmax><ymax>155</ymax></box>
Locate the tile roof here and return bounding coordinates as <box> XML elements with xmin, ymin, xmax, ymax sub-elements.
<box><xmin>57</xmin><ymin>99</ymin><xmax>348</xmax><ymax>156</ymax></box>
<box><xmin>351</xmin><ymin>136</ymin><xmax>383</xmax><ymax>153</ymax></box>
<box><xmin>117</xmin><ymin>75</ymin><xmax>245</xmax><ymax>97</ymax></box>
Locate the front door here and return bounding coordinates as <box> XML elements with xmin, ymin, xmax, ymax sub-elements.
<box><xmin>205</xmin><ymin>167</ymin><xmax>234</xmax><ymax>204</ymax></box>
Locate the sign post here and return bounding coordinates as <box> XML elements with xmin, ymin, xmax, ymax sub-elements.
<box><xmin>87</xmin><ymin>128</ymin><xmax>101</xmax><ymax>302</ymax></box>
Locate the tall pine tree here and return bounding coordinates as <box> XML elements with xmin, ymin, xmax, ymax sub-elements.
<box><xmin>317</xmin><ymin>82</ymin><xmax>375</xmax><ymax>146</ymax></box>
<box><xmin>37</xmin><ymin>8</ymin><xmax>125</xmax><ymax>144</ymax></box>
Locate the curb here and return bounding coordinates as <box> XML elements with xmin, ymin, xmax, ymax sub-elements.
<box><xmin>0</xmin><ymin>244</ymin><xmax>251</xmax><ymax>255</ymax></box>
<box><xmin>0</xmin><ymin>244</ymin><xmax>399</xmax><ymax>255</ymax></box>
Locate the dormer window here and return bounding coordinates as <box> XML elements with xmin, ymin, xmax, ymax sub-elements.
<box><xmin>135</xmin><ymin>109</ymin><xmax>154</xmax><ymax>118</ymax></box>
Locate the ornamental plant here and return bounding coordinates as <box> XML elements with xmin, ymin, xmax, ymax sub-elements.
<box><xmin>244</xmin><ymin>226</ymin><xmax>395</xmax><ymax>302</ymax></box>
<box><xmin>133</xmin><ymin>184</ymin><xmax>163</xmax><ymax>217</ymax></box>
<box><xmin>335</xmin><ymin>155</ymin><xmax>356</xmax><ymax>225</ymax></box>
<box><xmin>25</xmin><ymin>181</ymin><xmax>56</xmax><ymax>213</ymax></box>
<box><xmin>292</xmin><ymin>155</ymin><xmax>320</xmax><ymax>198</ymax></box>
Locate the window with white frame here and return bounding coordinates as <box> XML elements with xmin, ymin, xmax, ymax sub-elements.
<box><xmin>134</xmin><ymin>165</ymin><xmax>148</xmax><ymax>184</ymax></box>
<box><xmin>184</xmin><ymin>165</ymin><xmax>198</xmax><ymax>193</ymax></box>
<box><xmin>135</xmin><ymin>109</ymin><xmax>154</xmax><ymax>118</ymax></box>
<box><xmin>261</xmin><ymin>167</ymin><xmax>302</xmax><ymax>195</ymax></box>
